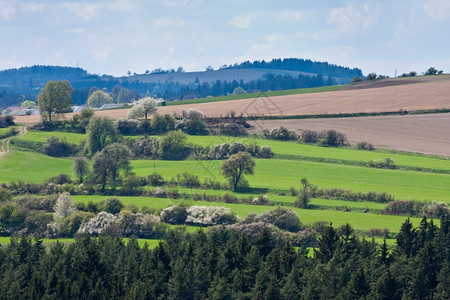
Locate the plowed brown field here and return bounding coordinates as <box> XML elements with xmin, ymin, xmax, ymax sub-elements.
<box><xmin>14</xmin><ymin>76</ymin><xmax>450</xmax><ymax>155</ymax></box>
<box><xmin>248</xmin><ymin>113</ymin><xmax>450</xmax><ymax>156</ymax></box>
<box><xmin>16</xmin><ymin>76</ymin><xmax>450</xmax><ymax>125</ymax></box>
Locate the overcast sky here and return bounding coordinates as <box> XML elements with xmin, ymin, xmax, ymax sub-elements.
<box><xmin>1</xmin><ymin>0</ymin><xmax>450</xmax><ymax>77</ymax></box>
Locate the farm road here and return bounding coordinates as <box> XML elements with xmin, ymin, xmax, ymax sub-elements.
<box><xmin>0</xmin><ymin>127</ymin><xmax>27</xmax><ymax>160</ymax></box>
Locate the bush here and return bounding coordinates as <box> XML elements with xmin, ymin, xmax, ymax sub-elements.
<box><xmin>77</xmin><ymin>212</ymin><xmax>118</xmax><ymax>235</ymax></box>
<box><xmin>50</xmin><ymin>211</ymin><xmax>95</xmax><ymax>238</ymax></box>
<box><xmin>151</xmin><ymin>114</ymin><xmax>175</xmax><ymax>134</ymax></box>
<box><xmin>356</xmin><ymin>142</ymin><xmax>374</xmax><ymax>151</ymax></box>
<box><xmin>321</xmin><ymin>129</ymin><xmax>347</xmax><ymax>147</ymax></box>
<box><xmin>218</xmin><ymin>123</ymin><xmax>248</xmax><ymax>136</ymax></box>
<box><xmin>369</xmin><ymin>158</ymin><xmax>396</xmax><ymax>169</ymax></box>
<box><xmin>104</xmin><ymin>197</ymin><xmax>124</xmax><ymax>214</ymax></box>
<box><xmin>259</xmin><ymin>145</ymin><xmax>273</xmax><ymax>158</ymax></box>
<box><xmin>0</xmin><ymin>115</ymin><xmax>15</xmax><ymax>128</ymax></box>
<box><xmin>185</xmin><ymin>205</ymin><xmax>238</xmax><ymax>226</ymax></box>
<box><xmin>160</xmin><ymin>205</ymin><xmax>188</xmax><ymax>225</ymax></box>
<box><xmin>255</xmin><ymin>207</ymin><xmax>301</xmax><ymax>232</ymax></box>
<box><xmin>114</xmin><ymin>118</ymin><xmax>141</xmax><ymax>135</ymax></box>
<box><xmin>174</xmin><ymin>172</ymin><xmax>201</xmax><ymax>188</ymax></box>
<box><xmin>46</xmin><ymin>173</ymin><xmax>72</xmax><ymax>185</ymax></box>
<box><xmin>148</xmin><ymin>172</ymin><xmax>164</xmax><ymax>186</ymax></box>
<box><xmin>301</xmin><ymin>130</ymin><xmax>319</xmax><ymax>144</ymax></box>
<box><xmin>42</xmin><ymin>136</ymin><xmax>78</xmax><ymax>157</ymax></box>
<box><xmin>0</xmin><ymin>187</ymin><xmax>13</xmax><ymax>202</ymax></box>
<box><xmin>154</xmin><ymin>187</ymin><xmax>167</xmax><ymax>198</ymax></box>
<box><xmin>158</xmin><ymin>130</ymin><xmax>190</xmax><ymax>160</ymax></box>
<box><xmin>264</xmin><ymin>127</ymin><xmax>298</xmax><ymax>141</ymax></box>
<box><xmin>125</xmin><ymin>136</ymin><xmax>159</xmax><ymax>158</ymax></box>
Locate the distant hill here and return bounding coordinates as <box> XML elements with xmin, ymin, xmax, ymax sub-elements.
<box><xmin>0</xmin><ymin>59</ymin><xmax>363</xmax><ymax>108</ymax></box>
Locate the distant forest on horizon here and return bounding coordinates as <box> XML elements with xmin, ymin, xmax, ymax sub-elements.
<box><xmin>0</xmin><ymin>58</ymin><xmax>363</xmax><ymax>108</ymax></box>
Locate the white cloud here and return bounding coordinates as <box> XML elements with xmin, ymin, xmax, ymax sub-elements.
<box><xmin>424</xmin><ymin>0</ymin><xmax>450</xmax><ymax>20</ymax></box>
<box><xmin>329</xmin><ymin>3</ymin><xmax>377</xmax><ymax>34</ymax></box>
<box><xmin>275</xmin><ymin>10</ymin><xmax>304</xmax><ymax>21</ymax></box>
<box><xmin>64</xmin><ymin>3</ymin><xmax>99</xmax><ymax>21</ymax></box>
<box><xmin>20</xmin><ymin>2</ymin><xmax>46</xmax><ymax>12</ymax></box>
<box><xmin>231</xmin><ymin>14</ymin><xmax>252</xmax><ymax>29</ymax></box>
<box><xmin>90</xmin><ymin>45</ymin><xmax>112</xmax><ymax>62</ymax></box>
<box><xmin>0</xmin><ymin>2</ymin><xmax>16</xmax><ymax>21</ymax></box>
<box><xmin>153</xmin><ymin>17</ymin><xmax>185</xmax><ymax>29</ymax></box>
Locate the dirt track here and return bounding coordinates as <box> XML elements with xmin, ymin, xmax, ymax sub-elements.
<box><xmin>0</xmin><ymin>126</ymin><xmax>26</xmax><ymax>160</ymax></box>
<box><xmin>249</xmin><ymin>113</ymin><xmax>450</xmax><ymax>156</ymax></box>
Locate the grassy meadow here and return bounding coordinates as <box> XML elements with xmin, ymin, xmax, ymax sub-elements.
<box><xmin>1</xmin><ymin>125</ymin><xmax>449</xmax><ymax>240</ymax></box>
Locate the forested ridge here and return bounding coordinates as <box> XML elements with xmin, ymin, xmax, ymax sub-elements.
<box><xmin>0</xmin><ymin>216</ymin><xmax>448</xmax><ymax>299</ymax></box>
<box><xmin>0</xmin><ymin>58</ymin><xmax>361</xmax><ymax>107</ymax></box>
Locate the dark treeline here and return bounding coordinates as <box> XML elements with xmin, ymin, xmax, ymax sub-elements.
<box><xmin>0</xmin><ymin>216</ymin><xmax>448</xmax><ymax>299</ymax></box>
<box><xmin>222</xmin><ymin>58</ymin><xmax>363</xmax><ymax>78</ymax></box>
<box><xmin>0</xmin><ymin>58</ymin><xmax>354</xmax><ymax>107</ymax></box>
<box><xmin>160</xmin><ymin>73</ymin><xmax>336</xmax><ymax>100</ymax></box>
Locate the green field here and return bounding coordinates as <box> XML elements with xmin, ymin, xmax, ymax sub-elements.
<box><xmin>0</xmin><ymin>151</ymin><xmax>73</xmax><ymax>182</ymax></box>
<box><xmin>165</xmin><ymin>86</ymin><xmax>343</xmax><ymax>106</ymax></box>
<box><xmin>131</xmin><ymin>159</ymin><xmax>450</xmax><ymax>202</ymax></box>
<box><xmin>185</xmin><ymin>135</ymin><xmax>450</xmax><ymax>171</ymax></box>
<box><xmin>17</xmin><ymin>130</ymin><xmax>86</xmax><ymax>144</ymax></box>
<box><xmin>71</xmin><ymin>195</ymin><xmax>422</xmax><ymax>234</ymax></box>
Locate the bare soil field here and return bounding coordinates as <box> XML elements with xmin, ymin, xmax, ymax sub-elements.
<box><xmin>15</xmin><ymin>75</ymin><xmax>450</xmax><ymax>126</ymax></box>
<box><xmin>249</xmin><ymin>113</ymin><xmax>450</xmax><ymax>156</ymax></box>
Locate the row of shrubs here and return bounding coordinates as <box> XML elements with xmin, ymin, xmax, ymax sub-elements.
<box><xmin>381</xmin><ymin>200</ymin><xmax>449</xmax><ymax>218</ymax></box>
<box><xmin>289</xmin><ymin>185</ymin><xmax>395</xmax><ymax>203</ymax></box>
<box><xmin>263</xmin><ymin>126</ymin><xmax>348</xmax><ymax>147</ymax></box>
<box><xmin>124</xmin><ymin>136</ymin><xmax>273</xmax><ymax>160</ymax></box>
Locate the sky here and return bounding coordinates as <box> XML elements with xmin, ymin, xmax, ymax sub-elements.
<box><xmin>1</xmin><ymin>0</ymin><xmax>450</xmax><ymax>77</ymax></box>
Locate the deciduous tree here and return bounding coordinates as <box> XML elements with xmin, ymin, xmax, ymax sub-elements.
<box><xmin>37</xmin><ymin>80</ymin><xmax>74</xmax><ymax>122</ymax></box>
<box><xmin>221</xmin><ymin>152</ymin><xmax>255</xmax><ymax>191</ymax></box>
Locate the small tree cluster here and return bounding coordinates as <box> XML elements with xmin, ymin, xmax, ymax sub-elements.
<box><xmin>185</xmin><ymin>205</ymin><xmax>238</xmax><ymax>226</ymax></box>
<box><xmin>263</xmin><ymin>126</ymin><xmax>298</xmax><ymax>141</ymax></box>
<box><xmin>369</xmin><ymin>158</ymin><xmax>396</xmax><ymax>169</ymax></box>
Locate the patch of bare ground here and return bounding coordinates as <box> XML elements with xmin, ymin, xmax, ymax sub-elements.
<box><xmin>249</xmin><ymin>113</ymin><xmax>450</xmax><ymax>157</ymax></box>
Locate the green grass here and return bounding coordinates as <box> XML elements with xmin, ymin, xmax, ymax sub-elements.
<box><xmin>0</xmin><ymin>151</ymin><xmax>73</xmax><ymax>183</ymax></box>
<box><xmin>185</xmin><ymin>135</ymin><xmax>450</xmax><ymax>171</ymax></box>
<box><xmin>131</xmin><ymin>159</ymin><xmax>450</xmax><ymax>203</ymax></box>
<box><xmin>17</xmin><ymin>130</ymin><xmax>85</xmax><ymax>144</ymax></box>
<box><xmin>165</xmin><ymin>86</ymin><xmax>343</xmax><ymax>106</ymax></box>
<box><xmin>72</xmin><ymin>195</ymin><xmax>183</xmax><ymax>210</ymax></box>
<box><xmin>0</xmin><ymin>127</ymin><xmax>15</xmax><ymax>136</ymax></box>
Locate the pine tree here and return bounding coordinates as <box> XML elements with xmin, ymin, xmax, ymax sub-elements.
<box><xmin>408</xmin><ymin>242</ymin><xmax>439</xmax><ymax>299</ymax></box>
<box><xmin>395</xmin><ymin>218</ymin><xmax>417</xmax><ymax>258</ymax></box>
<box><xmin>315</xmin><ymin>222</ymin><xmax>341</xmax><ymax>263</ymax></box>
<box><xmin>375</xmin><ymin>269</ymin><xmax>400</xmax><ymax>300</ymax></box>
<box><xmin>348</xmin><ymin>267</ymin><xmax>370</xmax><ymax>299</ymax></box>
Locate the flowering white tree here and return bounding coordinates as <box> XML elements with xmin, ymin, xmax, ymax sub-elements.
<box><xmin>127</xmin><ymin>97</ymin><xmax>158</xmax><ymax>119</ymax></box>
<box><xmin>53</xmin><ymin>192</ymin><xmax>77</xmax><ymax>220</ymax></box>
